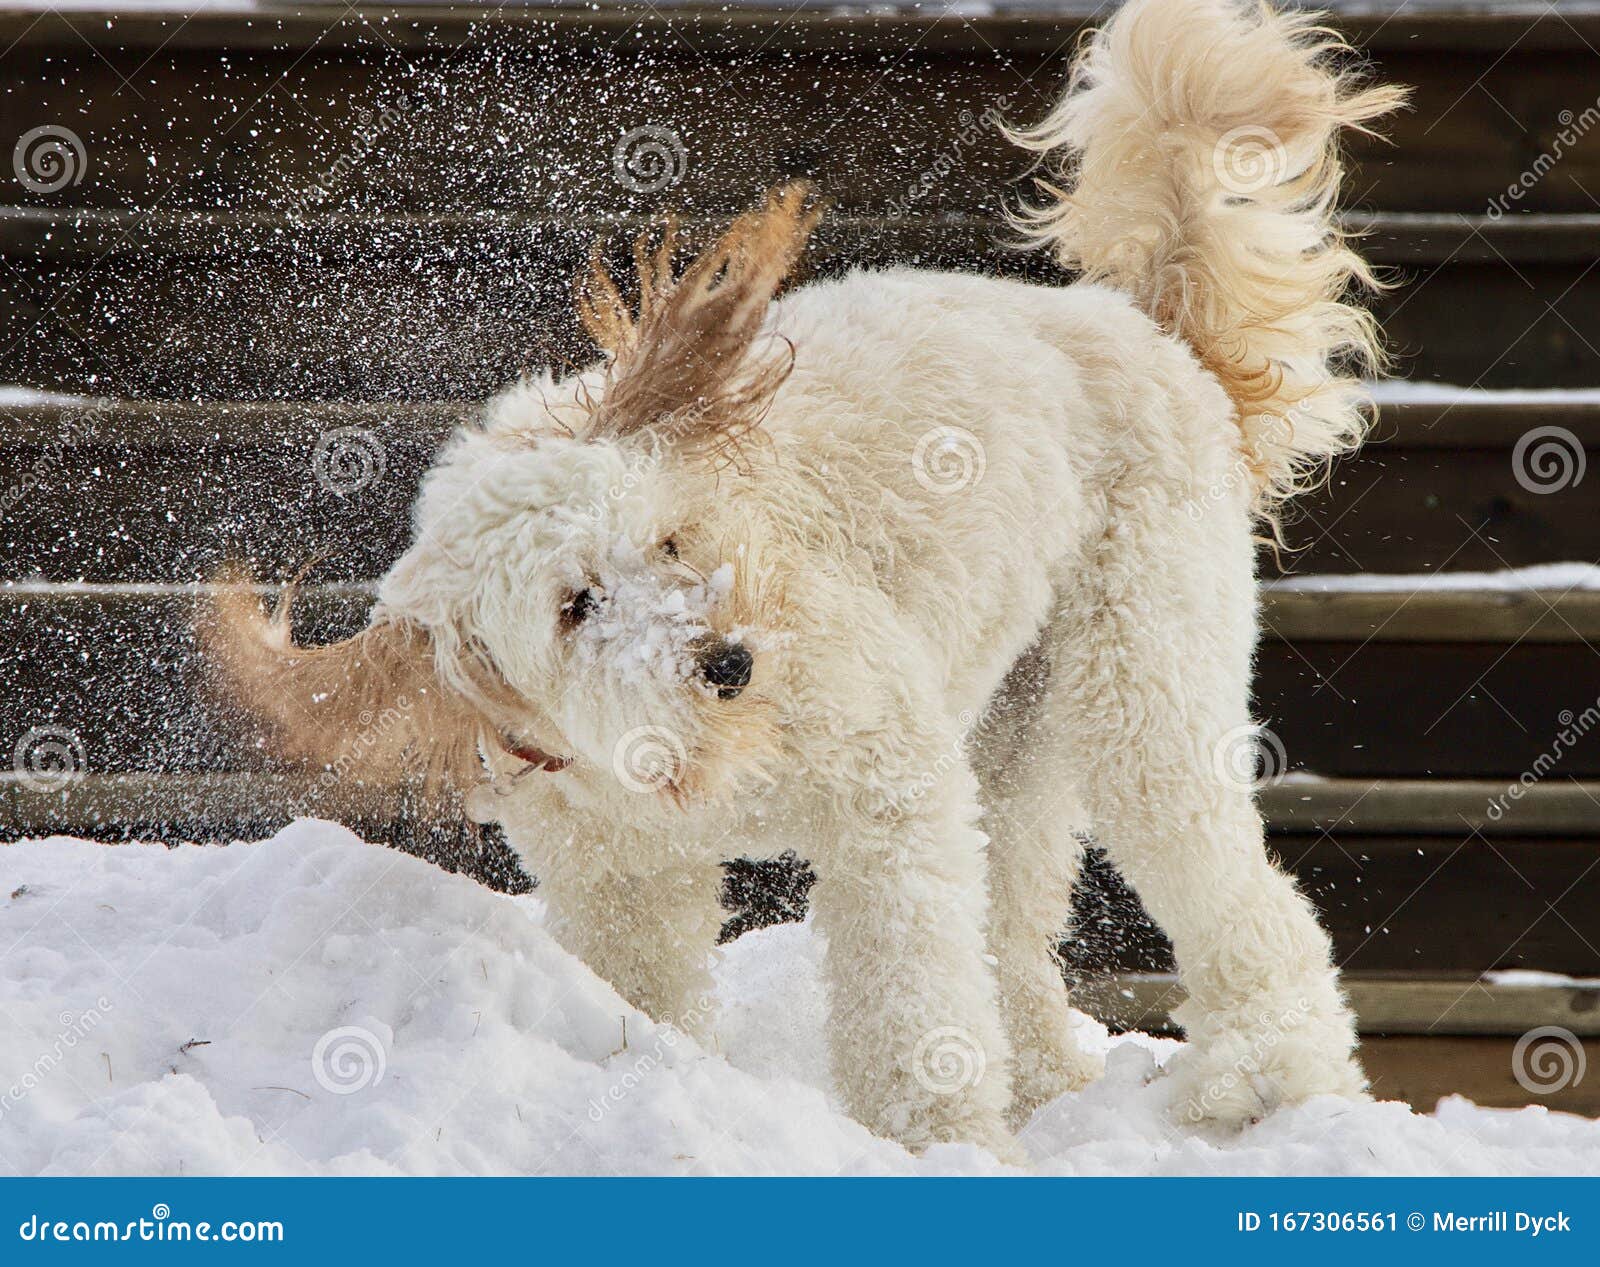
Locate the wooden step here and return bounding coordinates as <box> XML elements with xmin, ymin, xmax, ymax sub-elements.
<box><xmin>3</xmin><ymin>393</ymin><xmax>1596</xmax><ymax>579</ymax></box>
<box><xmin>1263</xmin><ymin>584</ymin><xmax>1600</xmax><ymax>643</ymax></box>
<box><xmin>6</xmin><ymin>770</ymin><xmax>1600</xmax><ymax>977</ymax></box>
<box><xmin>5</xmin><ymin>3</ymin><xmax>1600</xmax><ymax>216</ymax></box>
<box><xmin>1361</xmin><ymin>1034</ymin><xmax>1600</xmax><ymax>1117</ymax></box>
<box><xmin>1072</xmin><ymin>975</ymin><xmax>1600</xmax><ymax>1115</ymax></box>
<box><xmin>4</xmin><ymin>581</ymin><xmax>1598</xmax><ymax>778</ymax></box>
<box><xmin>9</xmin><ymin>768</ymin><xmax>1598</xmax><ymax>840</ymax></box>
<box><xmin>1071</xmin><ymin>972</ymin><xmax>1600</xmax><ymax>1037</ymax></box>
<box><xmin>5</xmin><ymin>212</ymin><xmax>1600</xmax><ymax>395</ymax></box>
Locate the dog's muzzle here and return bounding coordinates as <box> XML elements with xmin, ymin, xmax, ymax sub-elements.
<box><xmin>697</xmin><ymin>638</ymin><xmax>753</xmax><ymax>699</ymax></box>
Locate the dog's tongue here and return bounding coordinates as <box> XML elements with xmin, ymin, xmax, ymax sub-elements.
<box><xmin>506</xmin><ymin>743</ymin><xmax>572</xmax><ymax>773</ymax></box>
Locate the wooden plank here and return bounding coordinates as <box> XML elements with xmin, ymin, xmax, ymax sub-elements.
<box><xmin>1261</xmin><ymin>776</ymin><xmax>1600</xmax><ymax>836</ymax></box>
<box><xmin>1354</xmin><ymin>213</ymin><xmax>1600</xmax><ymax>266</ymax></box>
<box><xmin>9</xmin><ymin>225</ymin><xmax>1600</xmax><ymax>396</ymax></box>
<box><xmin>8</xmin><ymin>3</ymin><xmax>1600</xmax><ymax>57</ymax></box>
<box><xmin>8</xmin><ymin>399</ymin><xmax>1595</xmax><ymax>580</ymax></box>
<box><xmin>1063</xmin><ymin>831</ymin><xmax>1600</xmax><ymax>978</ymax></box>
<box><xmin>4</xmin><ymin>394</ymin><xmax>1599</xmax><ymax>450</ymax></box>
<box><xmin>1373</xmin><ymin>398</ymin><xmax>1600</xmax><ymax>448</ymax></box>
<box><xmin>2</xmin><ymin>11</ymin><xmax>1599</xmax><ymax>220</ymax></box>
<box><xmin>1254</xmin><ymin>640</ymin><xmax>1600</xmax><ymax>777</ymax></box>
<box><xmin>1068</xmin><ymin>973</ymin><xmax>1600</xmax><ymax>1037</ymax></box>
<box><xmin>5</xmin><ymin>769</ymin><xmax>1598</xmax><ymax>975</ymax></box>
<box><xmin>5</xmin><ymin>585</ymin><xmax>1600</xmax><ymax>777</ymax></box>
<box><xmin>0</xmin><ymin>398</ymin><xmax>471</xmax><ymax>449</ymax></box>
<box><xmin>1067</xmin><ymin>977</ymin><xmax>1600</xmax><ymax>1115</ymax></box>
<box><xmin>1361</xmin><ymin>1035</ymin><xmax>1600</xmax><ymax>1116</ymax></box>
<box><xmin>1275</xmin><ymin>442</ymin><xmax>1600</xmax><ymax>575</ymax></box>
<box><xmin>7</xmin><ymin>208</ymin><xmax>1595</xmax><ymax>265</ymax></box>
<box><xmin>1262</xmin><ymin>588</ymin><xmax>1600</xmax><ymax>644</ymax></box>
<box><xmin>10</xmin><ymin>768</ymin><xmax>1597</xmax><ymax>840</ymax></box>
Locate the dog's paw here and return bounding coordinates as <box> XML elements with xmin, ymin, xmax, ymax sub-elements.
<box><xmin>1162</xmin><ymin>1032</ymin><xmax>1367</xmax><ymax>1132</ymax></box>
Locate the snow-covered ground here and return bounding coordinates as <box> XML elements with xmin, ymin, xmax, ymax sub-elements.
<box><xmin>2</xmin><ymin>822</ymin><xmax>1597</xmax><ymax>1176</ymax></box>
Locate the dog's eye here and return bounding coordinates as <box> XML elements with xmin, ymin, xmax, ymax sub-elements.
<box><xmin>560</xmin><ymin>588</ymin><xmax>598</xmax><ymax>629</ymax></box>
<box><xmin>660</xmin><ymin>537</ymin><xmax>679</xmax><ymax>559</ymax></box>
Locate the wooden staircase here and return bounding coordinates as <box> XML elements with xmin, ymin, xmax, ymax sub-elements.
<box><xmin>2</xmin><ymin>2</ymin><xmax>1598</xmax><ymax>1116</ymax></box>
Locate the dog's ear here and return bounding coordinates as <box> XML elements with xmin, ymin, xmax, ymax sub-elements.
<box><xmin>576</xmin><ymin>181</ymin><xmax>821</xmax><ymax>461</ymax></box>
<box><xmin>198</xmin><ymin>564</ymin><xmax>488</xmax><ymax>806</ymax></box>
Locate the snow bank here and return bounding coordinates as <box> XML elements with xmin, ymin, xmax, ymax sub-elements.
<box><xmin>2</xmin><ymin>823</ymin><xmax>1596</xmax><ymax>1176</ymax></box>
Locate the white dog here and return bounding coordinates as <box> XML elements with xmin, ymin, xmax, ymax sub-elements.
<box><xmin>207</xmin><ymin>0</ymin><xmax>1404</xmax><ymax>1157</ymax></box>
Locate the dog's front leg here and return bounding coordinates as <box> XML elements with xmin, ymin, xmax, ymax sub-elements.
<box><xmin>540</xmin><ymin>854</ymin><xmax>726</xmax><ymax>1041</ymax></box>
<box><xmin>809</xmin><ymin>756</ymin><xmax>1018</xmax><ymax>1161</ymax></box>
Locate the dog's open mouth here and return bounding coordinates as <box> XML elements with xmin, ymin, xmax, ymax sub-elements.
<box><xmin>504</xmin><ymin>741</ymin><xmax>573</xmax><ymax>773</ymax></box>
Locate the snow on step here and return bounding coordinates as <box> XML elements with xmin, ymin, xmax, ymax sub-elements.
<box><xmin>1268</xmin><ymin>562</ymin><xmax>1600</xmax><ymax>593</ymax></box>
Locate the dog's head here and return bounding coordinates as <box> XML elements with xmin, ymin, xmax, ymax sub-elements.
<box><xmin>201</xmin><ymin>184</ymin><xmax>819</xmax><ymax>821</ymax></box>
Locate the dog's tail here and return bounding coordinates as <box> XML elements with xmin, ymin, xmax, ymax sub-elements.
<box><xmin>1010</xmin><ymin>0</ymin><xmax>1406</xmax><ymax>518</ymax></box>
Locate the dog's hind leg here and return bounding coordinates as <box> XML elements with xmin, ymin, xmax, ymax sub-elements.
<box><xmin>1049</xmin><ymin>497</ymin><xmax>1365</xmax><ymax>1128</ymax></box>
<box><xmin>970</xmin><ymin>643</ymin><xmax>1105</xmax><ymax>1128</ymax></box>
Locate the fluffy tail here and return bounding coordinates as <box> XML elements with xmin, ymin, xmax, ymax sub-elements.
<box><xmin>1011</xmin><ymin>0</ymin><xmax>1406</xmax><ymax>518</ymax></box>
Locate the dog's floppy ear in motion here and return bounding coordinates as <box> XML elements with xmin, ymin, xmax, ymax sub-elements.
<box><xmin>575</xmin><ymin>180</ymin><xmax>821</xmax><ymax>460</ymax></box>
<box><xmin>197</xmin><ymin>564</ymin><xmax>490</xmax><ymax>807</ymax></box>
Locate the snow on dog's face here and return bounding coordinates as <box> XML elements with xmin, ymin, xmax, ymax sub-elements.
<box><xmin>376</xmin><ymin>421</ymin><xmax>783</xmax><ymax>811</ymax></box>
<box><xmin>200</xmin><ymin>183</ymin><xmax>815</xmax><ymax>819</ymax></box>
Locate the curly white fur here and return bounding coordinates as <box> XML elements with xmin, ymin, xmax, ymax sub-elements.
<box><xmin>1010</xmin><ymin>0</ymin><xmax>1406</xmax><ymax>518</ymax></box>
<box><xmin>215</xmin><ymin>0</ymin><xmax>1394</xmax><ymax>1157</ymax></box>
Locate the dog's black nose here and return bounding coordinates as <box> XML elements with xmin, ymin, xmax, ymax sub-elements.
<box><xmin>699</xmin><ymin>640</ymin><xmax>753</xmax><ymax>698</ymax></box>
